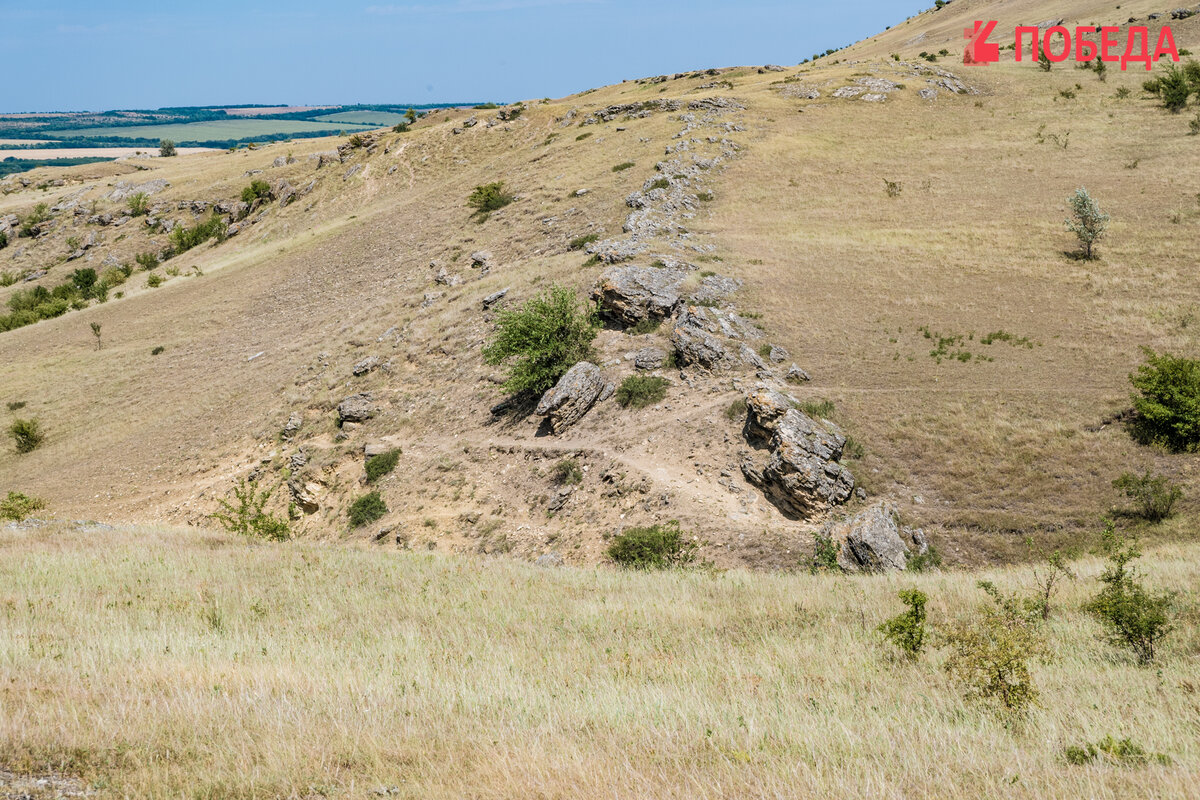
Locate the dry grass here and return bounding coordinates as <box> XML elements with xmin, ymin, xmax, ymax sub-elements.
<box><xmin>1</xmin><ymin>522</ymin><xmax>1198</xmax><ymax>798</ymax></box>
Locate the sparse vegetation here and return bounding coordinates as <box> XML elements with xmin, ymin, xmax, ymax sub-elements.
<box><xmin>241</xmin><ymin>179</ymin><xmax>272</xmax><ymax>203</ymax></box>
<box><xmin>551</xmin><ymin>458</ymin><xmax>583</xmax><ymax>485</ymax></box>
<box><xmin>1065</xmin><ymin>735</ymin><xmax>1171</xmax><ymax>767</ymax></box>
<box><xmin>482</xmin><ymin>285</ymin><xmax>599</xmax><ymax>396</ymax></box>
<box><xmin>0</xmin><ymin>491</ymin><xmax>46</xmax><ymax>521</ymax></box>
<box><xmin>348</xmin><ymin>491</ymin><xmax>388</xmax><ymax>527</ymax></box>
<box><xmin>1128</xmin><ymin>348</ymin><xmax>1200</xmax><ymax>452</ymax></box>
<box><xmin>159</xmin><ymin>139</ymin><xmax>176</xmax><ymax>157</ymax></box>
<box><xmin>127</xmin><ymin>192</ymin><xmax>150</xmax><ymax>217</ymax></box>
<box><xmin>136</xmin><ymin>251</ymin><xmax>160</xmax><ymax>270</ymax></box>
<box><xmin>466</xmin><ymin>181</ymin><xmax>514</xmax><ymax>219</ymax></box>
<box><xmin>611</xmin><ymin>162</ymin><xmax>635</xmax><ymax>172</ymax></box>
<box><xmin>211</xmin><ymin>479</ymin><xmax>291</xmax><ymax>540</ymax></box>
<box><xmin>615</xmin><ymin>375</ymin><xmax>670</xmax><ymax>409</ymax></box>
<box><xmin>607</xmin><ymin>521</ymin><xmax>696</xmax><ymax>569</ymax></box>
<box><xmin>9</xmin><ymin>418</ymin><xmax>44</xmax><ymax>453</ymax></box>
<box><xmin>724</xmin><ymin>397</ymin><xmax>747</xmax><ymax>421</ymax></box>
<box><xmin>364</xmin><ymin>449</ymin><xmax>401</xmax><ymax>483</ymax></box>
<box><xmin>568</xmin><ymin>233</ymin><xmax>599</xmax><ymax>251</ymax></box>
<box><xmin>1113</xmin><ymin>471</ymin><xmax>1182</xmax><ymax>521</ymax></box>
<box><xmin>168</xmin><ymin>213</ymin><xmax>225</xmax><ymax>254</ymax></box>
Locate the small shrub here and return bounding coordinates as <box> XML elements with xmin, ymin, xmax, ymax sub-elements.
<box><xmin>611</xmin><ymin>162</ymin><xmax>635</xmax><ymax>172</ymax></box>
<box><xmin>1156</xmin><ymin>63</ymin><xmax>1191</xmax><ymax>112</ymax></box>
<box><xmin>799</xmin><ymin>399</ymin><xmax>836</xmax><ymax>418</ymax></box>
<box><xmin>364</xmin><ymin>448</ymin><xmax>401</xmax><ymax>483</ymax></box>
<box><xmin>1128</xmin><ymin>348</ymin><xmax>1200</xmax><ymax>452</ymax></box>
<box><xmin>842</xmin><ymin>435</ymin><xmax>864</xmax><ymax>460</ymax></box>
<box><xmin>159</xmin><ymin>139</ymin><xmax>176</xmax><ymax>157</ymax></box>
<box><xmin>882</xmin><ymin>178</ymin><xmax>902</xmax><ymax>198</ymax></box>
<box><xmin>628</xmin><ymin>317</ymin><xmax>662</xmax><ymax>335</ymax></box>
<box><xmin>568</xmin><ymin>233</ymin><xmax>599</xmax><ymax>251</ymax></box>
<box><xmin>169</xmin><ymin>214</ymin><xmax>225</xmax><ymax>253</ymax></box>
<box><xmin>71</xmin><ymin>268</ymin><xmax>98</xmax><ymax>298</ymax></box>
<box><xmin>212</xmin><ymin>479</ymin><xmax>290</xmax><ymax>540</ymax></box>
<box><xmin>1115</xmin><ymin>86</ymin><xmax>1131</xmax><ymax>99</ymax></box>
<box><xmin>135</xmin><ymin>251</ymin><xmax>160</xmax><ymax>270</ymax></box>
<box><xmin>877</xmin><ymin>589</ymin><xmax>928</xmax><ymax>659</ymax></box>
<box><xmin>1113</xmin><ymin>471</ymin><xmax>1182</xmax><ymax>521</ymax></box>
<box><xmin>943</xmin><ymin>581</ymin><xmax>1048</xmax><ymax>715</ymax></box>
<box><xmin>1065</xmin><ymin>735</ymin><xmax>1171</xmax><ymax>767</ymax></box>
<box><xmin>482</xmin><ymin>285</ymin><xmax>599</xmax><ymax>396</ymax></box>
<box><xmin>1065</xmin><ymin>187</ymin><xmax>1109</xmax><ymax>259</ymax></box>
<box><xmin>552</xmin><ymin>458</ymin><xmax>583</xmax><ymax>485</ymax></box>
<box><xmin>151</xmin><ymin>346</ymin><xmax>165</xmax><ymax>355</ymax></box>
<box><xmin>349</xmin><ymin>491</ymin><xmax>388</xmax><ymax>527</ymax></box>
<box><xmin>241</xmin><ymin>179</ymin><xmax>272</xmax><ymax>203</ymax></box>
<box><xmin>615</xmin><ymin>375</ymin><xmax>670</xmax><ymax>409</ymax></box>
<box><xmin>6</xmin><ymin>401</ymin><xmax>26</xmax><ymax>411</ymax></box>
<box><xmin>466</xmin><ymin>181</ymin><xmax>514</xmax><ymax>217</ymax></box>
<box><xmin>127</xmin><ymin>192</ymin><xmax>149</xmax><ymax>217</ymax></box>
<box><xmin>724</xmin><ymin>398</ymin><xmax>747</xmax><ymax>421</ymax></box>
<box><xmin>146</xmin><ymin>273</ymin><xmax>164</xmax><ymax>288</ymax></box>
<box><xmin>1038</xmin><ymin>51</ymin><xmax>1052</xmax><ymax>71</ymax></box>
<box><xmin>810</xmin><ymin>531</ymin><xmax>840</xmax><ymax>573</ymax></box>
<box><xmin>1190</xmin><ymin>114</ymin><xmax>1200</xmax><ymax>136</ymax></box>
<box><xmin>9</xmin><ymin>418</ymin><xmax>44</xmax><ymax>453</ymax></box>
<box><xmin>0</xmin><ymin>232</ymin><xmax>8</xmax><ymax>250</ymax></box>
<box><xmin>647</xmin><ymin>177</ymin><xmax>669</xmax><ymax>191</ymax></box>
<box><xmin>906</xmin><ymin>545</ymin><xmax>942</xmax><ymax>573</ymax></box>
<box><xmin>607</xmin><ymin>520</ymin><xmax>696</xmax><ymax>569</ymax></box>
<box><xmin>575</xmin><ymin>132</ymin><xmax>592</xmax><ymax>141</ymax></box>
<box><xmin>0</xmin><ymin>491</ymin><xmax>46</xmax><ymax>521</ymax></box>
<box><xmin>1085</xmin><ymin>522</ymin><xmax>1174</xmax><ymax>665</ymax></box>
<box><xmin>1025</xmin><ymin>540</ymin><xmax>1075</xmax><ymax>620</ymax></box>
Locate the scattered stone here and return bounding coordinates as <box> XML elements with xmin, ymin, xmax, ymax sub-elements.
<box><xmin>421</xmin><ymin>292</ymin><xmax>443</xmax><ymax>308</ymax></box>
<box><xmin>288</xmin><ymin>478</ymin><xmax>321</xmax><ymax>514</ymax></box>
<box><xmin>106</xmin><ymin>178</ymin><xmax>169</xmax><ymax>202</ymax></box>
<box><xmin>470</xmin><ymin>250</ymin><xmax>494</xmax><ymax>270</ymax></box>
<box><xmin>767</xmin><ymin>345</ymin><xmax>789</xmax><ymax>364</ymax></box>
<box><xmin>548</xmin><ymin>488</ymin><xmax>572</xmax><ymax>511</ymax></box>
<box><xmin>634</xmin><ymin>346</ymin><xmax>669</xmax><ymax>370</ymax></box>
<box><xmin>353</xmin><ymin>356</ymin><xmax>381</xmax><ymax>376</ymax></box>
<box><xmin>337</xmin><ymin>393</ymin><xmax>375</xmax><ymax>424</ymax></box>
<box><xmin>691</xmin><ymin>273</ymin><xmax>742</xmax><ymax>306</ymax></box>
<box><xmin>536</xmin><ymin>552</ymin><xmax>564</xmax><ymax>567</ymax></box>
<box><xmin>434</xmin><ymin>265</ymin><xmax>462</xmax><ymax>286</ymax></box>
<box><xmin>282</xmin><ymin>412</ymin><xmax>303</xmax><ymax>439</ymax></box>
<box><xmin>786</xmin><ymin>364</ymin><xmax>812</xmax><ymax>383</ymax></box>
<box><xmin>343</xmin><ymin>164</ymin><xmax>362</xmax><ymax>181</ymax></box>
<box><xmin>289</xmin><ymin>450</ymin><xmax>308</xmax><ymax>470</ymax></box>
<box><xmin>919</xmin><ymin>88</ymin><xmax>938</xmax><ymax>100</ymax></box>
<box><xmin>535</xmin><ymin>362</ymin><xmax>608</xmax><ymax>434</ymax></box>
<box><xmin>482</xmin><ymin>288</ymin><xmax>509</xmax><ymax>308</ymax></box>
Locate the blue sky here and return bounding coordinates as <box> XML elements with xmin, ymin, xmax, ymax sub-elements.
<box><xmin>1</xmin><ymin>1</ymin><xmax>931</xmax><ymax>111</ymax></box>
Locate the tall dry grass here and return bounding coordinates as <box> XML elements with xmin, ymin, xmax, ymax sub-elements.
<box><xmin>1</xmin><ymin>523</ymin><xmax>1197</xmax><ymax>798</ymax></box>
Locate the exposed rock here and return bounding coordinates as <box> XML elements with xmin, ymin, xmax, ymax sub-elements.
<box><xmin>833</xmin><ymin>86</ymin><xmax>865</xmax><ymax>99</ymax></box>
<box><xmin>634</xmin><ymin>346</ymin><xmax>669</xmax><ymax>370</ymax></box>
<box><xmin>470</xmin><ymin>250</ymin><xmax>494</xmax><ymax>269</ymax></box>
<box><xmin>343</xmin><ymin>164</ymin><xmax>362</xmax><ymax>181</ymax></box>
<box><xmin>289</xmin><ymin>450</ymin><xmax>308</xmax><ymax>471</ymax></box>
<box><xmin>781</xmin><ymin>86</ymin><xmax>821</xmax><ymax>100</ymax></box>
<box><xmin>536</xmin><ymin>552</ymin><xmax>564</xmax><ymax>567</ymax></box>
<box><xmin>106</xmin><ymin>179</ymin><xmax>169</xmax><ymax>202</ymax></box>
<box><xmin>741</xmin><ymin>394</ymin><xmax>855</xmax><ymax>518</ymax></box>
<box><xmin>288</xmin><ymin>478</ymin><xmax>321</xmax><ymax>514</ymax></box>
<box><xmin>337</xmin><ymin>393</ymin><xmax>375</xmax><ymax>424</ymax></box>
<box><xmin>786</xmin><ymin>364</ymin><xmax>812</xmax><ymax>383</ymax></box>
<box><xmin>275</xmin><ymin>180</ymin><xmax>296</xmax><ymax>207</ymax></box>
<box><xmin>421</xmin><ymin>292</ymin><xmax>443</xmax><ymax>307</ymax></box>
<box><xmin>353</xmin><ymin>356</ymin><xmax>381</xmax><ymax>376</ymax></box>
<box><xmin>919</xmin><ymin>88</ymin><xmax>938</xmax><ymax>100</ymax></box>
<box><xmin>829</xmin><ymin>502</ymin><xmax>927</xmax><ymax>573</ymax></box>
<box><xmin>434</xmin><ymin>265</ymin><xmax>462</xmax><ymax>286</ymax></box>
<box><xmin>482</xmin><ymin>288</ymin><xmax>509</xmax><ymax>308</ymax></box>
<box><xmin>547</xmin><ymin>488</ymin><xmax>572</xmax><ymax>512</ymax></box>
<box><xmin>591</xmin><ymin>264</ymin><xmax>687</xmax><ymax>325</ymax></box>
<box><xmin>535</xmin><ymin>362</ymin><xmax>608</xmax><ymax>434</ymax></box>
<box><xmin>767</xmin><ymin>345</ymin><xmax>789</xmax><ymax>364</ymax></box>
<box><xmin>691</xmin><ymin>273</ymin><xmax>742</xmax><ymax>305</ymax></box>
<box><xmin>670</xmin><ymin>317</ymin><xmax>729</xmax><ymax>369</ymax></box>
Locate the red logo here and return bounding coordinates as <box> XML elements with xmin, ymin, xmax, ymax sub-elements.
<box><xmin>963</xmin><ymin>21</ymin><xmax>999</xmax><ymax>65</ymax></box>
<box><xmin>962</xmin><ymin>22</ymin><xmax>1179</xmax><ymax>70</ymax></box>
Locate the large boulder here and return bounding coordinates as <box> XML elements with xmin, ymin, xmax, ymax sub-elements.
<box><xmin>337</xmin><ymin>393</ymin><xmax>375</xmax><ymax>424</ymax></box>
<box><xmin>535</xmin><ymin>362</ymin><xmax>611</xmax><ymax>434</ymax></box>
<box><xmin>592</xmin><ymin>265</ymin><xmax>688</xmax><ymax>325</ymax></box>
<box><xmin>827</xmin><ymin>502</ymin><xmax>927</xmax><ymax>573</ymax></box>
<box><xmin>741</xmin><ymin>394</ymin><xmax>855</xmax><ymax>518</ymax></box>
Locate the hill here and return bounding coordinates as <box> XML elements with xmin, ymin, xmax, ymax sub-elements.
<box><xmin>0</xmin><ymin>1</ymin><xmax>1198</xmax><ymax>573</ymax></box>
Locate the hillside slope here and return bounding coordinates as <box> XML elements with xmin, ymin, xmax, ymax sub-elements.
<box><xmin>2</xmin><ymin>0</ymin><xmax>1198</xmax><ymax>567</ymax></box>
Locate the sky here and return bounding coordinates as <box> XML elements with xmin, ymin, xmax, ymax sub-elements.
<box><xmin>0</xmin><ymin>1</ymin><xmax>932</xmax><ymax>112</ymax></box>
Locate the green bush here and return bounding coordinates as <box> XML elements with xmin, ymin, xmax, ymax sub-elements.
<box><xmin>1156</xmin><ymin>63</ymin><xmax>1192</xmax><ymax>112</ymax></box>
<box><xmin>647</xmin><ymin>177</ymin><xmax>669</xmax><ymax>191</ymax></box>
<box><xmin>128</xmin><ymin>192</ymin><xmax>150</xmax><ymax>217</ymax></box>
<box><xmin>943</xmin><ymin>581</ymin><xmax>1048</xmax><ymax>715</ymax></box>
<box><xmin>611</xmin><ymin>162</ymin><xmax>635</xmax><ymax>172</ymax></box>
<box><xmin>906</xmin><ymin>545</ymin><xmax>942</xmax><ymax>573</ymax></box>
<box><xmin>71</xmin><ymin>268</ymin><xmax>97</xmax><ymax>298</ymax></box>
<box><xmin>151</xmin><ymin>346</ymin><xmax>165</xmax><ymax>355</ymax></box>
<box><xmin>615</xmin><ymin>375</ymin><xmax>670</xmax><ymax>409</ymax></box>
<box><xmin>1065</xmin><ymin>735</ymin><xmax>1171</xmax><ymax>767</ymax></box>
<box><xmin>0</xmin><ymin>491</ymin><xmax>46</xmax><ymax>521</ymax></box>
<box><xmin>1113</xmin><ymin>471</ymin><xmax>1183</xmax><ymax>521</ymax></box>
<box><xmin>349</xmin><ymin>491</ymin><xmax>388</xmax><ymax>527</ymax></box>
<box><xmin>212</xmin><ymin>479</ymin><xmax>290</xmax><ymax>541</ymax></box>
<box><xmin>482</xmin><ymin>285</ymin><xmax>599</xmax><ymax>396</ymax></box>
<box><xmin>159</xmin><ymin>139</ymin><xmax>176</xmax><ymax>157</ymax></box>
<box><xmin>241</xmin><ymin>179</ymin><xmax>272</xmax><ymax>203</ymax></box>
<box><xmin>0</xmin><ymin>232</ymin><xmax>8</xmax><ymax>249</ymax></box>
<box><xmin>9</xmin><ymin>418</ymin><xmax>44</xmax><ymax>453</ymax></box>
<box><xmin>1129</xmin><ymin>348</ymin><xmax>1200</xmax><ymax>452</ymax></box>
<box><xmin>607</xmin><ymin>521</ymin><xmax>696</xmax><ymax>569</ymax></box>
<box><xmin>724</xmin><ymin>398</ymin><xmax>747</xmax><ymax>421</ymax></box>
<box><xmin>146</xmin><ymin>273</ymin><xmax>164</xmax><ymax>288</ymax></box>
<box><xmin>169</xmin><ymin>214</ymin><xmax>225</xmax><ymax>254</ymax></box>
<box><xmin>466</xmin><ymin>181</ymin><xmax>513</xmax><ymax>218</ymax></box>
<box><xmin>364</xmin><ymin>449</ymin><xmax>401</xmax><ymax>483</ymax></box>
<box><xmin>568</xmin><ymin>233</ymin><xmax>599</xmax><ymax>251</ymax></box>
<box><xmin>552</xmin><ymin>457</ymin><xmax>583</xmax><ymax>485</ymax></box>
<box><xmin>810</xmin><ymin>531</ymin><xmax>840</xmax><ymax>573</ymax></box>
<box><xmin>877</xmin><ymin>589</ymin><xmax>928</xmax><ymax>659</ymax></box>
<box><xmin>135</xmin><ymin>251</ymin><xmax>160</xmax><ymax>270</ymax></box>
<box><xmin>18</xmin><ymin>203</ymin><xmax>49</xmax><ymax>237</ymax></box>
<box><xmin>1085</xmin><ymin>522</ymin><xmax>1174</xmax><ymax>665</ymax></box>
<box><xmin>1065</xmin><ymin>187</ymin><xmax>1109</xmax><ymax>259</ymax></box>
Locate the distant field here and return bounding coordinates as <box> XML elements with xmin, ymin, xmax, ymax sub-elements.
<box><xmin>0</xmin><ymin>138</ymin><xmax>58</xmax><ymax>145</ymax></box>
<box><xmin>316</xmin><ymin>110</ymin><xmax>408</xmax><ymax>126</ymax></box>
<box><xmin>221</xmin><ymin>106</ymin><xmax>337</xmax><ymax>117</ymax></box>
<box><xmin>61</xmin><ymin>118</ymin><xmax>375</xmax><ymax>142</ymax></box>
<box><xmin>0</xmin><ymin>146</ymin><xmax>214</xmax><ymax>159</ymax></box>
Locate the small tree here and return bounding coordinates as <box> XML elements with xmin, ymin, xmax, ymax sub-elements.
<box><xmin>943</xmin><ymin>581</ymin><xmax>1049</xmax><ymax>716</ymax></box>
<box><xmin>1157</xmin><ymin>64</ymin><xmax>1191</xmax><ymax>112</ymax></box>
<box><xmin>349</xmin><ymin>491</ymin><xmax>388</xmax><ymax>527</ymax></box>
<box><xmin>1085</xmin><ymin>522</ymin><xmax>1174</xmax><ymax>665</ymax></box>
<box><xmin>405</xmin><ymin>107</ymin><xmax>418</xmax><ymax>124</ymax></box>
<box><xmin>1065</xmin><ymin>187</ymin><xmax>1109</xmax><ymax>259</ymax></box>
<box><xmin>212</xmin><ymin>479</ymin><xmax>290</xmax><ymax>540</ymax></box>
<box><xmin>1128</xmin><ymin>349</ymin><xmax>1200</xmax><ymax>452</ymax></box>
<box><xmin>159</xmin><ymin>139</ymin><xmax>176</xmax><ymax>157</ymax></box>
<box><xmin>128</xmin><ymin>192</ymin><xmax>150</xmax><ymax>217</ymax></box>
<box><xmin>482</xmin><ymin>285</ymin><xmax>599</xmax><ymax>396</ymax></box>
<box><xmin>1026</xmin><ymin>538</ymin><xmax>1075</xmax><ymax>620</ymax></box>
<box><xmin>1038</xmin><ymin>50</ymin><xmax>1052</xmax><ymax>71</ymax></box>
<box><xmin>9</xmin><ymin>418</ymin><xmax>44</xmax><ymax>453</ymax></box>
<box><xmin>1113</xmin><ymin>471</ymin><xmax>1183</xmax><ymax>521</ymax></box>
<box><xmin>90</xmin><ymin>321</ymin><xmax>102</xmax><ymax>350</ymax></box>
<box><xmin>0</xmin><ymin>491</ymin><xmax>46</xmax><ymax>521</ymax></box>
<box><xmin>877</xmin><ymin>589</ymin><xmax>928</xmax><ymax>659</ymax></box>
